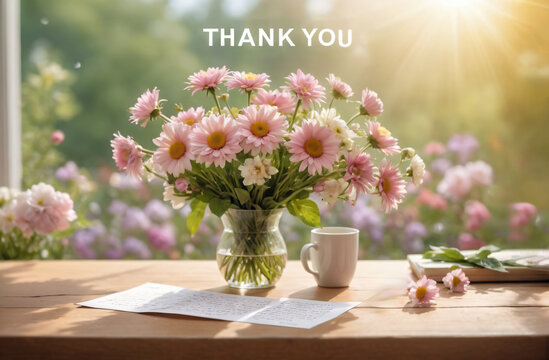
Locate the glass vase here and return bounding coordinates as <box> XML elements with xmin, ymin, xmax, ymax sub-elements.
<box><xmin>216</xmin><ymin>208</ymin><xmax>287</xmax><ymax>289</ymax></box>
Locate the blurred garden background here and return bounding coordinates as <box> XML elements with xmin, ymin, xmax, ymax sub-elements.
<box><xmin>8</xmin><ymin>0</ymin><xmax>549</xmax><ymax>259</ymax></box>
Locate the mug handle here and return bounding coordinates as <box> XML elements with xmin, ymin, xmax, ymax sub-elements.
<box><xmin>300</xmin><ymin>243</ymin><xmax>319</xmax><ymax>277</ymax></box>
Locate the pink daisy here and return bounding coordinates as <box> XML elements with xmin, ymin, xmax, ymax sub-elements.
<box><xmin>191</xmin><ymin>114</ymin><xmax>242</xmax><ymax>168</ymax></box>
<box><xmin>153</xmin><ymin>123</ymin><xmax>194</xmax><ymax>176</ymax></box>
<box><xmin>509</xmin><ymin>202</ymin><xmax>537</xmax><ymax>229</ymax></box>
<box><xmin>237</xmin><ymin>105</ymin><xmax>287</xmax><ymax>155</ymax></box>
<box><xmin>442</xmin><ymin>269</ymin><xmax>470</xmax><ymax>293</ymax></box>
<box><xmin>377</xmin><ymin>160</ymin><xmax>406</xmax><ymax>213</ymax></box>
<box><xmin>287</xmin><ymin>120</ymin><xmax>339</xmax><ymax>175</ymax></box>
<box><xmin>186</xmin><ymin>66</ymin><xmax>229</xmax><ymax>95</ymax></box>
<box><xmin>111</xmin><ymin>132</ymin><xmax>144</xmax><ymax>178</ymax></box>
<box><xmin>424</xmin><ymin>141</ymin><xmax>446</xmax><ymax>155</ymax></box>
<box><xmin>226</xmin><ymin>71</ymin><xmax>270</xmax><ymax>92</ymax></box>
<box><xmin>283</xmin><ymin>69</ymin><xmax>326</xmax><ymax>109</ymax></box>
<box><xmin>360</xmin><ymin>88</ymin><xmax>383</xmax><ymax>116</ymax></box>
<box><xmin>326</xmin><ymin>73</ymin><xmax>353</xmax><ymax>99</ymax></box>
<box><xmin>458</xmin><ymin>233</ymin><xmax>486</xmax><ymax>250</ymax></box>
<box><xmin>129</xmin><ymin>87</ymin><xmax>160</xmax><ymax>128</ymax></box>
<box><xmin>251</xmin><ymin>89</ymin><xmax>296</xmax><ymax>114</ymax></box>
<box><xmin>366</xmin><ymin>121</ymin><xmax>400</xmax><ymax>155</ymax></box>
<box><xmin>171</xmin><ymin>107</ymin><xmax>205</xmax><ymax>127</ymax></box>
<box><xmin>408</xmin><ymin>276</ymin><xmax>439</xmax><ymax>306</ymax></box>
<box><xmin>344</xmin><ymin>148</ymin><xmax>376</xmax><ymax>200</ymax></box>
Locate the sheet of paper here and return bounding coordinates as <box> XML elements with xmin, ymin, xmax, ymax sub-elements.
<box><xmin>77</xmin><ymin>283</ymin><xmax>360</xmax><ymax>329</ymax></box>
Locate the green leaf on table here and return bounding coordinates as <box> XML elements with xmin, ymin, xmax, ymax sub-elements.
<box><xmin>234</xmin><ymin>188</ymin><xmax>251</xmax><ymax>206</ymax></box>
<box><xmin>449</xmin><ymin>265</ymin><xmax>461</xmax><ymax>270</ymax></box>
<box><xmin>468</xmin><ymin>257</ymin><xmax>508</xmax><ymax>273</ymax></box>
<box><xmin>187</xmin><ymin>199</ymin><xmax>207</xmax><ymax>235</ymax></box>
<box><xmin>425</xmin><ymin>246</ymin><xmax>465</xmax><ymax>262</ymax></box>
<box><xmin>287</xmin><ymin>199</ymin><xmax>321</xmax><ymax>227</ymax></box>
<box><xmin>209</xmin><ymin>197</ymin><xmax>231</xmax><ymax>217</ymax></box>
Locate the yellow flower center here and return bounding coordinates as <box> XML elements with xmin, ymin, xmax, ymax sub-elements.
<box><xmin>37</xmin><ymin>199</ymin><xmax>44</xmax><ymax>206</ymax></box>
<box><xmin>169</xmin><ymin>141</ymin><xmax>186</xmax><ymax>159</ymax></box>
<box><xmin>208</xmin><ymin>131</ymin><xmax>226</xmax><ymax>150</ymax></box>
<box><xmin>251</xmin><ymin>121</ymin><xmax>270</xmax><ymax>137</ymax></box>
<box><xmin>185</xmin><ymin>118</ymin><xmax>195</xmax><ymax>126</ymax></box>
<box><xmin>382</xmin><ymin>178</ymin><xmax>392</xmax><ymax>193</ymax></box>
<box><xmin>452</xmin><ymin>276</ymin><xmax>461</xmax><ymax>287</ymax></box>
<box><xmin>200</xmin><ymin>71</ymin><xmax>210</xmax><ymax>77</ymax></box>
<box><xmin>416</xmin><ymin>286</ymin><xmax>427</xmax><ymax>299</ymax></box>
<box><xmin>244</xmin><ymin>72</ymin><xmax>257</xmax><ymax>80</ymax></box>
<box><xmin>302</xmin><ymin>86</ymin><xmax>308</xmax><ymax>93</ymax></box>
<box><xmin>121</xmin><ymin>149</ymin><xmax>131</xmax><ymax>161</ymax></box>
<box><xmin>378</xmin><ymin>126</ymin><xmax>391</xmax><ymax>137</ymax></box>
<box><xmin>304</xmin><ymin>138</ymin><xmax>324</xmax><ymax>158</ymax></box>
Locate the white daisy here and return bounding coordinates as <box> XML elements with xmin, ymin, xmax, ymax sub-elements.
<box><xmin>238</xmin><ymin>156</ymin><xmax>278</xmax><ymax>186</ymax></box>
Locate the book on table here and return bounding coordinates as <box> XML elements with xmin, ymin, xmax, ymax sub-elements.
<box><xmin>408</xmin><ymin>249</ymin><xmax>549</xmax><ymax>282</ymax></box>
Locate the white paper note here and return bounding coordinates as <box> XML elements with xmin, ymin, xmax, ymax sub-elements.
<box><xmin>77</xmin><ymin>283</ymin><xmax>360</xmax><ymax>329</ymax></box>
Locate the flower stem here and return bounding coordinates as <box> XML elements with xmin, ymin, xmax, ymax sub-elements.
<box><xmin>159</xmin><ymin>113</ymin><xmax>172</xmax><ymax>124</ymax></box>
<box><xmin>329</xmin><ymin>97</ymin><xmax>334</xmax><ymax>109</ymax></box>
<box><xmin>138</xmin><ymin>147</ymin><xmax>155</xmax><ymax>155</ymax></box>
<box><xmin>288</xmin><ymin>99</ymin><xmax>302</xmax><ymax>132</ymax></box>
<box><xmin>143</xmin><ymin>164</ymin><xmax>168</xmax><ymax>182</ymax></box>
<box><xmin>246</xmin><ymin>91</ymin><xmax>251</xmax><ymax>106</ymax></box>
<box><xmin>223</xmin><ymin>98</ymin><xmax>236</xmax><ymax>120</ymax></box>
<box><xmin>210</xmin><ymin>89</ymin><xmax>223</xmax><ymax>114</ymax></box>
<box><xmin>347</xmin><ymin>112</ymin><xmax>361</xmax><ymax>126</ymax></box>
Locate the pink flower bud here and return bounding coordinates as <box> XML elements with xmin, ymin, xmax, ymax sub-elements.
<box><xmin>50</xmin><ymin>130</ymin><xmax>65</xmax><ymax>145</ymax></box>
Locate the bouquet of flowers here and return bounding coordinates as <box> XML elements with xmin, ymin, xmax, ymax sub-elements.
<box><xmin>111</xmin><ymin>66</ymin><xmax>424</xmax><ymax>287</ymax></box>
<box><xmin>0</xmin><ymin>183</ymin><xmax>77</xmax><ymax>259</ymax></box>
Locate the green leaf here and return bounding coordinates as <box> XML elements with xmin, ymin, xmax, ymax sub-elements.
<box><xmin>209</xmin><ymin>197</ymin><xmax>231</xmax><ymax>217</ymax></box>
<box><xmin>449</xmin><ymin>265</ymin><xmax>461</xmax><ymax>270</ymax></box>
<box><xmin>234</xmin><ymin>188</ymin><xmax>251</xmax><ymax>206</ymax></box>
<box><xmin>186</xmin><ymin>199</ymin><xmax>207</xmax><ymax>235</ymax></box>
<box><xmin>197</xmin><ymin>190</ymin><xmax>216</xmax><ymax>203</ymax></box>
<box><xmin>287</xmin><ymin>199</ymin><xmax>321</xmax><ymax>228</ymax></box>
<box><xmin>440</xmin><ymin>247</ymin><xmax>465</xmax><ymax>261</ymax></box>
<box><xmin>468</xmin><ymin>257</ymin><xmax>508</xmax><ymax>273</ymax></box>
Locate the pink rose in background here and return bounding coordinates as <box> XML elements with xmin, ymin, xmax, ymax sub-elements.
<box><xmin>466</xmin><ymin>161</ymin><xmax>493</xmax><ymax>186</ymax></box>
<box><xmin>457</xmin><ymin>233</ymin><xmax>486</xmax><ymax>250</ymax></box>
<box><xmin>50</xmin><ymin>130</ymin><xmax>65</xmax><ymax>145</ymax></box>
<box><xmin>417</xmin><ymin>189</ymin><xmax>448</xmax><ymax>210</ymax></box>
<box><xmin>464</xmin><ymin>200</ymin><xmax>491</xmax><ymax>232</ymax></box>
<box><xmin>509</xmin><ymin>202</ymin><xmax>537</xmax><ymax>229</ymax></box>
<box><xmin>423</xmin><ymin>142</ymin><xmax>445</xmax><ymax>155</ymax></box>
<box><xmin>437</xmin><ymin>165</ymin><xmax>472</xmax><ymax>201</ymax></box>
<box><xmin>13</xmin><ymin>183</ymin><xmax>76</xmax><ymax>237</ymax></box>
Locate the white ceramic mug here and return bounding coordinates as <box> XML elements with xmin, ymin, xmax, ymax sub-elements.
<box><xmin>300</xmin><ymin>227</ymin><xmax>359</xmax><ymax>287</ymax></box>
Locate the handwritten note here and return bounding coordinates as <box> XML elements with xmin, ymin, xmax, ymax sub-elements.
<box><xmin>77</xmin><ymin>283</ymin><xmax>360</xmax><ymax>329</ymax></box>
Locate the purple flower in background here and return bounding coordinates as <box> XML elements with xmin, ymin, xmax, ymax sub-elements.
<box><xmin>89</xmin><ymin>224</ymin><xmax>106</xmax><ymax>237</ymax></box>
<box><xmin>430</xmin><ymin>158</ymin><xmax>452</xmax><ymax>175</ymax></box>
<box><xmin>73</xmin><ymin>229</ymin><xmax>96</xmax><ymax>259</ymax></box>
<box><xmin>147</xmin><ymin>225</ymin><xmax>176</xmax><ymax>252</ymax></box>
<box><xmin>123</xmin><ymin>237</ymin><xmax>151</xmax><ymax>259</ymax></box>
<box><xmin>447</xmin><ymin>134</ymin><xmax>479</xmax><ymax>163</ymax></box>
<box><xmin>108</xmin><ymin>200</ymin><xmax>128</xmax><ymax>216</ymax></box>
<box><xmin>123</xmin><ymin>207</ymin><xmax>151</xmax><ymax>231</ymax></box>
<box><xmin>144</xmin><ymin>199</ymin><xmax>172</xmax><ymax>223</ymax></box>
<box><xmin>105</xmin><ymin>248</ymin><xmax>124</xmax><ymax>259</ymax></box>
<box><xmin>402</xmin><ymin>221</ymin><xmax>427</xmax><ymax>254</ymax></box>
<box><xmin>346</xmin><ymin>199</ymin><xmax>384</xmax><ymax>243</ymax></box>
<box><xmin>55</xmin><ymin>161</ymin><xmax>80</xmax><ymax>182</ymax></box>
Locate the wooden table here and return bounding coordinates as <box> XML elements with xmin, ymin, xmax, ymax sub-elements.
<box><xmin>0</xmin><ymin>260</ymin><xmax>547</xmax><ymax>360</ymax></box>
